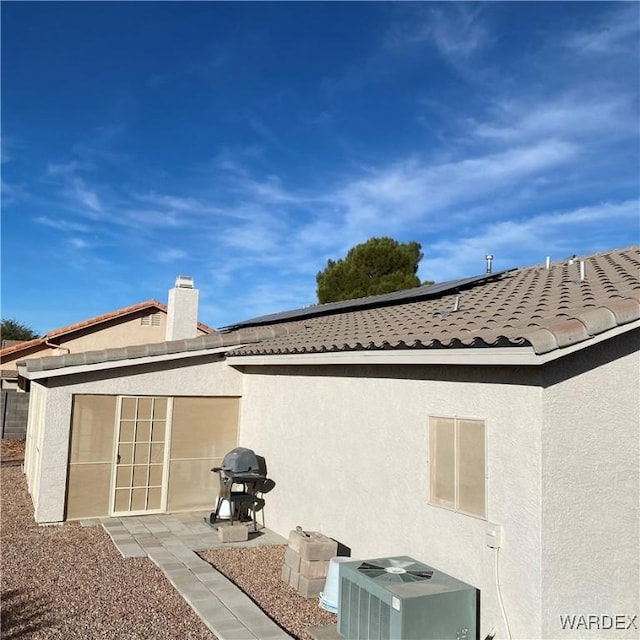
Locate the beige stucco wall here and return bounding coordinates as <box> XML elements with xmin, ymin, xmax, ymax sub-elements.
<box><xmin>24</xmin><ymin>331</ymin><xmax>638</xmax><ymax>638</ymax></box>
<box><xmin>57</xmin><ymin>314</ymin><xmax>171</xmax><ymax>352</ymax></box>
<box><xmin>237</xmin><ymin>363</ymin><xmax>544</xmax><ymax>639</ymax></box>
<box><xmin>27</xmin><ymin>355</ymin><xmax>241</xmax><ymax>524</ymax></box>
<box><xmin>541</xmin><ymin>332</ymin><xmax>640</xmax><ymax>639</ymax></box>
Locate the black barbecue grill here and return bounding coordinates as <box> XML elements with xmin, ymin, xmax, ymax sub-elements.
<box><xmin>209</xmin><ymin>447</ymin><xmax>274</xmax><ymax>531</ymax></box>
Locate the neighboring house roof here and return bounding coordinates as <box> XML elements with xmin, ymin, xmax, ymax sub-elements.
<box><xmin>1</xmin><ymin>299</ymin><xmax>215</xmax><ymax>360</ymax></box>
<box><xmin>1</xmin><ymin>339</ymin><xmax>25</xmax><ymax>349</ymax></box>
<box><xmin>18</xmin><ymin>246</ymin><xmax>640</xmax><ymax>376</ymax></box>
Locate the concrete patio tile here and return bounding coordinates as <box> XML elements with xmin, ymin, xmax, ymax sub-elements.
<box><xmin>134</xmin><ymin>533</ymin><xmax>161</xmax><ymax>543</ymax></box>
<box><xmin>181</xmin><ymin>555</ymin><xmax>210</xmax><ymax>569</ymax></box>
<box><xmin>194</xmin><ymin>572</ymin><xmax>231</xmax><ymax>587</ymax></box>
<box><xmin>192</xmin><ymin>599</ymin><xmax>237</xmax><ymax>619</ymax></box>
<box><xmin>172</xmin><ymin>550</ymin><xmax>202</xmax><ymax>564</ymax></box>
<box><xmin>206</xmin><ymin>619</ymin><xmax>256</xmax><ymax>640</ymax></box>
<box><xmin>117</xmin><ymin>543</ymin><xmax>146</xmax><ymax>558</ymax></box>
<box><xmin>148</xmin><ymin>556</ymin><xmax>180</xmax><ymax>569</ymax></box>
<box><xmin>136</xmin><ymin>539</ymin><xmax>163</xmax><ymax>549</ymax></box>
<box><xmin>214</xmin><ymin>627</ymin><xmax>258</xmax><ymax>640</ymax></box>
<box><xmin>147</xmin><ymin>548</ymin><xmax>177</xmax><ymax>561</ymax></box>
<box><xmin>146</xmin><ymin>547</ymin><xmax>177</xmax><ymax>559</ymax></box>
<box><xmin>167</xmin><ymin>574</ymin><xmax>199</xmax><ymax>590</ymax></box>
<box><xmin>179</xmin><ymin>534</ymin><xmax>205</xmax><ymax>548</ymax></box>
<box><xmin>145</xmin><ymin>522</ymin><xmax>170</xmax><ymax>533</ymax></box>
<box><xmin>133</xmin><ymin>532</ymin><xmax>157</xmax><ymax>541</ymax></box>
<box><xmin>232</xmin><ymin>604</ymin><xmax>277</xmax><ymax>626</ymax></box>
<box><xmin>190</xmin><ymin>564</ymin><xmax>217</xmax><ymax>576</ymax></box>
<box><xmin>121</xmin><ymin>525</ymin><xmax>149</xmax><ymax>536</ymax></box>
<box><xmin>150</xmin><ymin>560</ymin><xmax>185</xmax><ymax>573</ymax></box>
<box><xmin>187</xmin><ymin>525</ymin><xmax>211</xmax><ymax>536</ymax></box>
<box><xmin>178</xmin><ymin>582</ymin><xmax>214</xmax><ymax>604</ymax></box>
<box><xmin>79</xmin><ymin>518</ymin><xmax>101</xmax><ymax>527</ymax></box>
<box><xmin>168</xmin><ymin>541</ymin><xmax>194</xmax><ymax>552</ymax></box>
<box><xmin>216</xmin><ymin>592</ymin><xmax>255</xmax><ymax>610</ymax></box>
<box><xmin>100</xmin><ymin>518</ymin><xmax>123</xmax><ymax>526</ymax></box>
<box><xmin>109</xmin><ymin>532</ymin><xmax>135</xmax><ymax>541</ymax></box>
<box><xmin>171</xmin><ymin>552</ymin><xmax>201</xmax><ymax>565</ymax></box>
<box><xmin>100</xmin><ymin>513</ymin><xmax>293</xmax><ymax>638</ymax></box>
<box><xmin>242</xmin><ymin>622</ymin><xmax>290</xmax><ymax>640</ymax></box>
<box><xmin>102</xmin><ymin>524</ymin><xmax>128</xmax><ymax>534</ymax></box>
<box><xmin>164</xmin><ymin>568</ymin><xmax>193</xmax><ymax>581</ymax></box>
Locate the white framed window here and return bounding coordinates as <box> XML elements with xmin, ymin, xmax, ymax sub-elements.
<box><xmin>428</xmin><ymin>416</ymin><xmax>486</xmax><ymax>518</ymax></box>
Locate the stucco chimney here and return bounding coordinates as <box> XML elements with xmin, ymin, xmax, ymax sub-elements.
<box><xmin>166</xmin><ymin>275</ymin><xmax>199</xmax><ymax>341</ymax></box>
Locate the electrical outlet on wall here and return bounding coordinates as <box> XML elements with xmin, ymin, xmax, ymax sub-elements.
<box><xmin>486</xmin><ymin>523</ymin><xmax>503</xmax><ymax>548</ymax></box>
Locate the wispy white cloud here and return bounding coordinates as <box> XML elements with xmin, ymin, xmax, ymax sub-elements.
<box><xmin>332</xmin><ymin>140</ymin><xmax>577</xmax><ymax>234</ymax></box>
<box><xmin>384</xmin><ymin>4</ymin><xmax>492</xmax><ymax>62</ymax></box>
<box><xmin>47</xmin><ymin>160</ymin><xmax>87</xmax><ymax>176</ymax></box>
<box><xmin>1</xmin><ymin>136</ymin><xmax>17</xmax><ymax>164</ymax></box>
<box><xmin>35</xmin><ymin>216</ymin><xmax>90</xmax><ymax>233</ymax></box>
<box><xmin>68</xmin><ymin>237</ymin><xmax>90</xmax><ymax>250</ymax></box>
<box><xmin>419</xmin><ymin>199</ymin><xmax>640</xmax><ymax>283</ymax></box>
<box><xmin>567</xmin><ymin>4</ymin><xmax>639</xmax><ymax>55</ymax></box>
<box><xmin>155</xmin><ymin>248</ymin><xmax>188</xmax><ymax>263</ymax></box>
<box><xmin>235</xmin><ymin>174</ymin><xmax>312</xmax><ymax>206</ymax></box>
<box><xmin>471</xmin><ymin>94</ymin><xmax>634</xmax><ymax>144</ymax></box>
<box><xmin>70</xmin><ymin>178</ymin><xmax>104</xmax><ymax>216</ymax></box>
<box><xmin>45</xmin><ymin>161</ymin><xmax>106</xmax><ymax>219</ymax></box>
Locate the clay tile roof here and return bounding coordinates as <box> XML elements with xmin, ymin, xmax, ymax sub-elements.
<box><xmin>227</xmin><ymin>246</ymin><xmax>639</xmax><ymax>357</ymax></box>
<box><xmin>17</xmin><ymin>246</ymin><xmax>640</xmax><ymax>374</ymax></box>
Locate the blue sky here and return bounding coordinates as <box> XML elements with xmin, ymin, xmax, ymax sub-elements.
<box><xmin>2</xmin><ymin>2</ymin><xmax>639</xmax><ymax>334</ymax></box>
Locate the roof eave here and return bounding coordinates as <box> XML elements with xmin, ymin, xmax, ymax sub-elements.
<box><xmin>18</xmin><ymin>344</ymin><xmax>248</xmax><ymax>381</ymax></box>
<box><xmin>227</xmin><ymin>320</ymin><xmax>639</xmax><ymax>367</ymax></box>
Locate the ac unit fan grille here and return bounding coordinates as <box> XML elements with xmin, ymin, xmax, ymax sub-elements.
<box><xmin>340</xmin><ymin>576</ymin><xmax>391</xmax><ymax>640</ymax></box>
<box><xmin>358</xmin><ymin>561</ymin><xmax>433</xmax><ymax>583</ymax></box>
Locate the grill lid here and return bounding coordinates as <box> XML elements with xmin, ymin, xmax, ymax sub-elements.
<box><xmin>221</xmin><ymin>447</ymin><xmax>260</xmax><ymax>474</ymax></box>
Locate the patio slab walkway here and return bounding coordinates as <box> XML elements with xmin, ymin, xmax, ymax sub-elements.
<box><xmin>91</xmin><ymin>511</ymin><xmax>291</xmax><ymax>640</ymax></box>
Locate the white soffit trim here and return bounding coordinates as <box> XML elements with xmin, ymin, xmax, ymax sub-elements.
<box><xmin>19</xmin><ymin>345</ymin><xmax>247</xmax><ymax>380</ymax></box>
<box><xmin>229</xmin><ymin>347</ymin><xmax>539</xmax><ymax>366</ymax></box>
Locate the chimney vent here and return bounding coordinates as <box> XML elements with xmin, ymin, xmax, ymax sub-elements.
<box><xmin>175</xmin><ymin>275</ymin><xmax>194</xmax><ymax>289</ymax></box>
<box><xmin>485</xmin><ymin>254</ymin><xmax>494</xmax><ymax>274</ymax></box>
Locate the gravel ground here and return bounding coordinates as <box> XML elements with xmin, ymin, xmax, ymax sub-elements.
<box><xmin>202</xmin><ymin>546</ymin><xmax>337</xmax><ymax>640</ymax></box>
<box><xmin>1</xmin><ymin>439</ymin><xmax>338</xmax><ymax>640</ymax></box>
<box><xmin>0</xmin><ymin>437</ymin><xmax>25</xmax><ymax>462</ymax></box>
<box><xmin>1</xmin><ymin>462</ymin><xmax>214</xmax><ymax>639</ymax></box>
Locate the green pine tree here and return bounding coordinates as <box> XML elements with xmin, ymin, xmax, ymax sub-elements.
<box><xmin>316</xmin><ymin>237</ymin><xmax>426</xmax><ymax>304</ymax></box>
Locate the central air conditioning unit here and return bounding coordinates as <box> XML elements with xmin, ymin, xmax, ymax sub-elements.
<box><xmin>338</xmin><ymin>556</ymin><xmax>478</xmax><ymax>640</ymax></box>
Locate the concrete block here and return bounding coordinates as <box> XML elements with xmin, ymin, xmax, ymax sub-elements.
<box><xmin>288</xmin><ymin>569</ymin><xmax>300</xmax><ymax>590</ymax></box>
<box><xmin>284</xmin><ymin>547</ymin><xmax>301</xmax><ymax>571</ymax></box>
<box><xmin>281</xmin><ymin>564</ymin><xmax>291</xmax><ymax>584</ymax></box>
<box><xmin>289</xmin><ymin>529</ymin><xmax>337</xmax><ymax>561</ymax></box>
<box><xmin>297</xmin><ymin>574</ymin><xmax>325</xmax><ymax>598</ymax></box>
<box><xmin>217</xmin><ymin>524</ymin><xmax>248</xmax><ymax>543</ymax></box>
<box><xmin>300</xmin><ymin>558</ymin><xmax>330</xmax><ymax>580</ymax></box>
